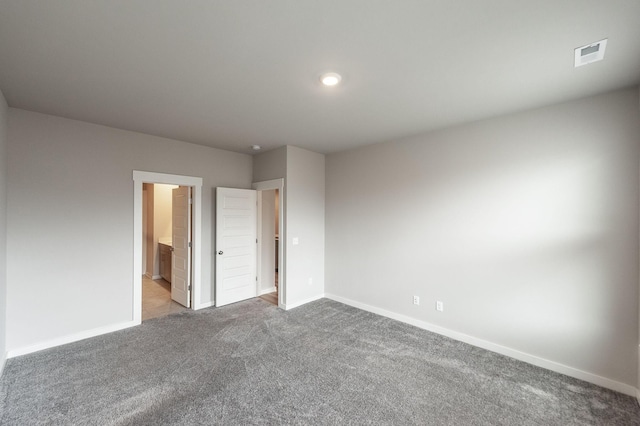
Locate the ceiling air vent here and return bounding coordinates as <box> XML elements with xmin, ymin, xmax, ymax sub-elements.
<box><xmin>574</xmin><ymin>39</ymin><xmax>607</xmax><ymax>67</ymax></box>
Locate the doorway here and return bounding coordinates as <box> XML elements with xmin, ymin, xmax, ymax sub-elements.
<box><xmin>133</xmin><ymin>171</ymin><xmax>203</xmax><ymax>325</ymax></box>
<box><xmin>254</xmin><ymin>179</ymin><xmax>285</xmax><ymax>308</ymax></box>
<box><xmin>141</xmin><ymin>183</ymin><xmax>190</xmax><ymax>320</ymax></box>
<box><xmin>258</xmin><ymin>188</ymin><xmax>279</xmax><ymax>306</ymax></box>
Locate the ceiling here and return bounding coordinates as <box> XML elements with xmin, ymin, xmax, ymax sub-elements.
<box><xmin>1</xmin><ymin>1</ymin><xmax>639</xmax><ymax>155</ymax></box>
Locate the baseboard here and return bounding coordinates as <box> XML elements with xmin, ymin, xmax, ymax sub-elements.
<box><xmin>144</xmin><ymin>273</ymin><xmax>162</xmax><ymax>280</ymax></box>
<box><xmin>194</xmin><ymin>301</ymin><xmax>214</xmax><ymax>310</ymax></box>
<box><xmin>283</xmin><ymin>293</ymin><xmax>325</xmax><ymax>310</ymax></box>
<box><xmin>325</xmin><ymin>293</ymin><xmax>637</xmax><ymax>397</ymax></box>
<box><xmin>259</xmin><ymin>286</ymin><xmax>277</xmax><ymax>296</ymax></box>
<box><xmin>638</xmin><ymin>346</ymin><xmax>640</xmax><ymax>405</ymax></box>
<box><xmin>7</xmin><ymin>320</ymin><xmax>138</xmax><ymax>358</ymax></box>
<box><xmin>0</xmin><ymin>350</ymin><xmax>6</xmax><ymax>378</ymax></box>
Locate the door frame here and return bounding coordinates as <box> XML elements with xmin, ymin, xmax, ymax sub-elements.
<box><xmin>133</xmin><ymin>171</ymin><xmax>203</xmax><ymax>324</ymax></box>
<box><xmin>253</xmin><ymin>178</ymin><xmax>285</xmax><ymax>308</ymax></box>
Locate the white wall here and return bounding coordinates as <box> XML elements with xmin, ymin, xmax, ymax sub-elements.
<box><xmin>0</xmin><ymin>89</ymin><xmax>8</xmax><ymax>374</ymax></box>
<box><xmin>6</xmin><ymin>109</ymin><xmax>252</xmax><ymax>353</ymax></box>
<box><xmin>275</xmin><ymin>190</ymin><xmax>280</xmax><ymax>236</ymax></box>
<box><xmin>285</xmin><ymin>146</ymin><xmax>325</xmax><ymax>306</ymax></box>
<box><xmin>143</xmin><ymin>184</ymin><xmax>154</xmax><ymax>276</ymax></box>
<box><xmin>253</xmin><ymin>146</ymin><xmax>287</xmax><ymax>183</ymax></box>
<box><xmin>253</xmin><ymin>146</ymin><xmax>325</xmax><ymax>308</ymax></box>
<box><xmin>326</xmin><ymin>88</ymin><xmax>640</xmax><ymax>391</ymax></box>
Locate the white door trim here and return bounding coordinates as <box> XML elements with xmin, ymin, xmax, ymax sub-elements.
<box><xmin>253</xmin><ymin>178</ymin><xmax>285</xmax><ymax>308</ymax></box>
<box><xmin>133</xmin><ymin>171</ymin><xmax>203</xmax><ymax>324</ymax></box>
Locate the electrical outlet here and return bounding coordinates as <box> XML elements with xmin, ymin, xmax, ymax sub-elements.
<box><xmin>413</xmin><ymin>296</ymin><xmax>420</xmax><ymax>305</ymax></box>
<box><xmin>292</xmin><ymin>237</ymin><xmax>299</xmax><ymax>245</ymax></box>
<box><xmin>436</xmin><ymin>300</ymin><xmax>444</xmax><ymax>312</ymax></box>
<box><xmin>308</xmin><ymin>277</ymin><xmax>313</xmax><ymax>286</ymax></box>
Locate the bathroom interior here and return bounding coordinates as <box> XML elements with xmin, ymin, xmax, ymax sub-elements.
<box><xmin>141</xmin><ymin>183</ymin><xmax>187</xmax><ymax>320</ymax></box>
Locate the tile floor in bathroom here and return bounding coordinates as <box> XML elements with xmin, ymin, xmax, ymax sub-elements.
<box><xmin>142</xmin><ymin>276</ymin><xmax>189</xmax><ymax>321</ymax></box>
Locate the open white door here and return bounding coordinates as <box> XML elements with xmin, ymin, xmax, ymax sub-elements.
<box><xmin>216</xmin><ymin>187</ymin><xmax>257</xmax><ymax>307</ymax></box>
<box><xmin>171</xmin><ymin>186</ymin><xmax>191</xmax><ymax>307</ymax></box>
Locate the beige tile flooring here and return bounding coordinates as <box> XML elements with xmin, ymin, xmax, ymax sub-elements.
<box><xmin>142</xmin><ymin>276</ymin><xmax>188</xmax><ymax>321</ymax></box>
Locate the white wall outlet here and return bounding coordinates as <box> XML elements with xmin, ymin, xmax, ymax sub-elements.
<box><xmin>308</xmin><ymin>277</ymin><xmax>313</xmax><ymax>286</ymax></box>
<box><xmin>413</xmin><ymin>296</ymin><xmax>419</xmax><ymax>305</ymax></box>
<box><xmin>436</xmin><ymin>300</ymin><xmax>444</xmax><ymax>312</ymax></box>
<box><xmin>292</xmin><ymin>237</ymin><xmax>299</xmax><ymax>245</ymax></box>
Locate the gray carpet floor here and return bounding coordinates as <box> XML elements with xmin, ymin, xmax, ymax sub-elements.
<box><xmin>1</xmin><ymin>298</ymin><xmax>639</xmax><ymax>425</ymax></box>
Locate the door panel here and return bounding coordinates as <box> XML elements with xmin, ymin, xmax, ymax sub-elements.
<box><xmin>216</xmin><ymin>188</ymin><xmax>257</xmax><ymax>307</ymax></box>
<box><xmin>171</xmin><ymin>186</ymin><xmax>191</xmax><ymax>307</ymax></box>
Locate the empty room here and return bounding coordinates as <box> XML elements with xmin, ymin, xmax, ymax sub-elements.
<box><xmin>1</xmin><ymin>1</ymin><xmax>640</xmax><ymax>424</ymax></box>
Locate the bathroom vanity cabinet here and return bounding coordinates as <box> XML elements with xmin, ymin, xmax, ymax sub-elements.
<box><xmin>159</xmin><ymin>243</ymin><xmax>172</xmax><ymax>283</ymax></box>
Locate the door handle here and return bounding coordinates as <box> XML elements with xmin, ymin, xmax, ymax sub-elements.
<box><xmin>218</xmin><ymin>251</ymin><xmax>223</xmax><ymax>255</ymax></box>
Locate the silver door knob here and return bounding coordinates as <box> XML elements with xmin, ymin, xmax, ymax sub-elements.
<box><xmin>218</xmin><ymin>251</ymin><xmax>223</xmax><ymax>255</ymax></box>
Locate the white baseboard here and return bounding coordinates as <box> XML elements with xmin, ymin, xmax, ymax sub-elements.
<box><xmin>194</xmin><ymin>301</ymin><xmax>214</xmax><ymax>310</ymax></box>
<box><xmin>144</xmin><ymin>273</ymin><xmax>162</xmax><ymax>280</ymax></box>
<box><xmin>0</xmin><ymin>351</ymin><xmax>6</xmax><ymax>378</ymax></box>
<box><xmin>283</xmin><ymin>293</ymin><xmax>325</xmax><ymax>310</ymax></box>
<box><xmin>325</xmin><ymin>293</ymin><xmax>638</xmax><ymax>397</ymax></box>
<box><xmin>7</xmin><ymin>320</ymin><xmax>138</xmax><ymax>358</ymax></box>
<box><xmin>259</xmin><ymin>286</ymin><xmax>277</xmax><ymax>296</ymax></box>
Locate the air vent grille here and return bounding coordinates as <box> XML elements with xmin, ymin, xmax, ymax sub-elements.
<box><xmin>574</xmin><ymin>39</ymin><xmax>607</xmax><ymax>67</ymax></box>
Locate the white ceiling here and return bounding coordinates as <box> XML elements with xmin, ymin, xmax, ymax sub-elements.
<box><xmin>1</xmin><ymin>1</ymin><xmax>639</xmax><ymax>155</ymax></box>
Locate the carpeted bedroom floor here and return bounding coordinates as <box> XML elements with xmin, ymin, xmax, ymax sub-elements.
<box><xmin>1</xmin><ymin>298</ymin><xmax>639</xmax><ymax>425</ymax></box>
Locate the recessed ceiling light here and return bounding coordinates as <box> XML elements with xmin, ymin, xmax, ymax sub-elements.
<box><xmin>320</xmin><ymin>72</ymin><xmax>342</xmax><ymax>86</ymax></box>
<box><xmin>251</xmin><ymin>145</ymin><xmax>262</xmax><ymax>151</ymax></box>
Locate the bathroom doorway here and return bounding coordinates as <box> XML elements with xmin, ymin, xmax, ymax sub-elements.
<box><xmin>133</xmin><ymin>171</ymin><xmax>203</xmax><ymax>325</ymax></box>
<box><xmin>141</xmin><ymin>183</ymin><xmax>190</xmax><ymax>320</ymax></box>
